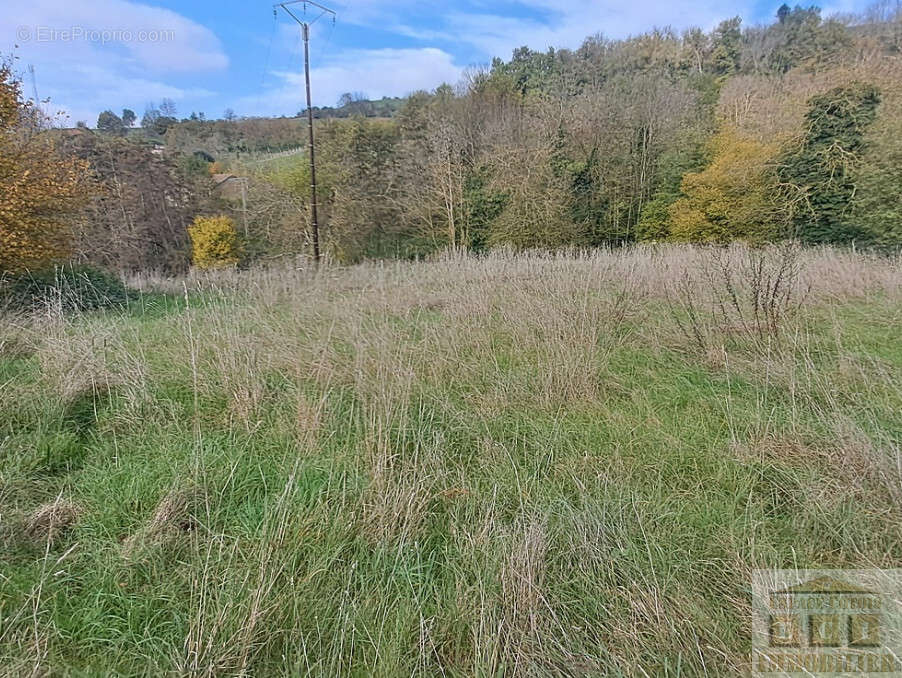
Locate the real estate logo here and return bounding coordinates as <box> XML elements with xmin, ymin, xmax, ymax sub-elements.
<box><xmin>752</xmin><ymin>570</ymin><xmax>902</xmax><ymax>676</ymax></box>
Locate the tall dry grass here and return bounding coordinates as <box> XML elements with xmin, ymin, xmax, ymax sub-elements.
<box><xmin>2</xmin><ymin>243</ymin><xmax>900</xmax><ymax>676</ymax></box>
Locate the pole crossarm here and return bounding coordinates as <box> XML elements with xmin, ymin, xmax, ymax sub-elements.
<box><xmin>274</xmin><ymin>0</ymin><xmax>335</xmax><ymax>26</ymax></box>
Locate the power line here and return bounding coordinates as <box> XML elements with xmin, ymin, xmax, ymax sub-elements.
<box><xmin>273</xmin><ymin>0</ymin><xmax>336</xmax><ymax>266</ymax></box>
<box><xmin>310</xmin><ymin>13</ymin><xmax>337</xmax><ymax>64</ymax></box>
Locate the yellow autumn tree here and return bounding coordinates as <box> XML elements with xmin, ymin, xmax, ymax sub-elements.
<box><xmin>667</xmin><ymin>128</ymin><xmax>780</xmax><ymax>243</ymax></box>
<box><xmin>188</xmin><ymin>215</ymin><xmax>242</xmax><ymax>269</ymax></box>
<box><xmin>0</xmin><ymin>58</ymin><xmax>88</xmax><ymax>274</ymax></box>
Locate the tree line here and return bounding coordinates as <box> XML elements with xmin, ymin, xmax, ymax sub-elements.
<box><xmin>2</xmin><ymin>3</ymin><xmax>902</xmax><ymax>278</ymax></box>
<box><xmin>230</xmin><ymin>2</ymin><xmax>902</xmax><ymax>264</ymax></box>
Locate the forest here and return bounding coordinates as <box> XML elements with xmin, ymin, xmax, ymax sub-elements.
<box><xmin>3</xmin><ymin>3</ymin><xmax>902</xmax><ymax>275</ymax></box>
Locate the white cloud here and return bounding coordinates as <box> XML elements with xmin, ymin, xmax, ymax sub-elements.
<box><xmin>7</xmin><ymin>0</ymin><xmax>227</xmax><ymax>71</ymax></box>
<box><xmin>358</xmin><ymin>0</ymin><xmax>756</xmax><ymax>59</ymax></box>
<box><xmin>47</xmin><ymin>64</ymin><xmax>216</xmax><ymax>125</ymax></box>
<box><xmin>4</xmin><ymin>0</ymin><xmax>227</xmax><ymax>124</ymax></box>
<box><xmin>238</xmin><ymin>47</ymin><xmax>463</xmax><ymax>116</ymax></box>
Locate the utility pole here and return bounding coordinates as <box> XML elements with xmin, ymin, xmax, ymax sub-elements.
<box><xmin>240</xmin><ymin>178</ymin><xmax>249</xmax><ymax>237</ymax></box>
<box><xmin>28</xmin><ymin>65</ymin><xmax>40</xmax><ymax>111</ymax></box>
<box><xmin>274</xmin><ymin>0</ymin><xmax>335</xmax><ymax>266</ymax></box>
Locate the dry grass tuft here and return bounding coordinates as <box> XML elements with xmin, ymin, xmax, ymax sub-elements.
<box><xmin>830</xmin><ymin>419</ymin><xmax>902</xmax><ymax>510</ymax></box>
<box><xmin>295</xmin><ymin>394</ymin><xmax>322</xmax><ymax>436</ymax></box>
<box><xmin>360</xmin><ymin>432</ymin><xmax>444</xmax><ymax>546</ymax></box>
<box><xmin>495</xmin><ymin>517</ymin><xmax>549</xmax><ymax>673</ymax></box>
<box><xmin>36</xmin><ymin>329</ymin><xmax>119</xmax><ymax>403</ymax></box>
<box><xmin>734</xmin><ymin>428</ymin><xmax>902</xmax><ymax>516</ymax></box>
<box><xmin>0</xmin><ymin>319</ymin><xmax>37</xmax><ymax>360</ymax></box>
<box><xmin>731</xmin><ymin>435</ymin><xmax>828</xmax><ymax>465</ymax></box>
<box><xmin>25</xmin><ymin>495</ymin><xmax>83</xmax><ymax>544</ymax></box>
<box><xmin>32</xmin><ymin>322</ymin><xmax>149</xmax><ymax>418</ymax></box>
<box><xmin>122</xmin><ymin>487</ymin><xmax>201</xmax><ymax>557</ymax></box>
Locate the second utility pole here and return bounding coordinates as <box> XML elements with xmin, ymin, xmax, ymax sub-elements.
<box><xmin>275</xmin><ymin>0</ymin><xmax>335</xmax><ymax>265</ymax></box>
<box><xmin>302</xmin><ymin>23</ymin><xmax>319</xmax><ymax>264</ymax></box>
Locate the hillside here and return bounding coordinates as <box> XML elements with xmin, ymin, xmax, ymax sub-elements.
<box><xmin>9</xmin><ymin>5</ymin><xmax>901</xmax><ymax>277</ymax></box>
<box><xmin>154</xmin><ymin>6</ymin><xmax>902</xmax><ymax>267</ymax></box>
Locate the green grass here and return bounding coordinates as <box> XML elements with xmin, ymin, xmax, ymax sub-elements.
<box><xmin>1</xmin><ymin>246</ymin><xmax>900</xmax><ymax>675</ymax></box>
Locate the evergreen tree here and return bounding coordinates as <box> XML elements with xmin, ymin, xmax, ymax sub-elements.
<box><xmin>763</xmin><ymin>6</ymin><xmax>849</xmax><ymax>74</ymax></box>
<box><xmin>96</xmin><ymin>110</ymin><xmax>125</xmax><ymax>135</ymax></box>
<box><xmin>779</xmin><ymin>82</ymin><xmax>881</xmax><ymax>244</ymax></box>
<box><xmin>845</xmin><ymin>90</ymin><xmax>902</xmax><ymax>249</ymax></box>
<box><xmin>711</xmin><ymin>17</ymin><xmax>742</xmax><ymax>76</ymax></box>
<box><xmin>777</xmin><ymin>3</ymin><xmax>791</xmax><ymax>24</ymax></box>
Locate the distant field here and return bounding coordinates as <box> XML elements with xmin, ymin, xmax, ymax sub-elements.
<box><xmin>1</xmin><ymin>245</ymin><xmax>900</xmax><ymax>676</ymax></box>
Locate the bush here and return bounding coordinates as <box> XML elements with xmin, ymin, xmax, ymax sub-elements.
<box><xmin>0</xmin><ymin>60</ymin><xmax>90</xmax><ymax>275</ymax></box>
<box><xmin>0</xmin><ymin>265</ymin><xmax>130</xmax><ymax>313</ymax></box>
<box><xmin>667</xmin><ymin>129</ymin><xmax>780</xmax><ymax>243</ymax></box>
<box><xmin>188</xmin><ymin>215</ymin><xmax>242</xmax><ymax>269</ymax></box>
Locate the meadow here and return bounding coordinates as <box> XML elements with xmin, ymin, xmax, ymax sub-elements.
<box><xmin>1</xmin><ymin>244</ymin><xmax>900</xmax><ymax>676</ymax></box>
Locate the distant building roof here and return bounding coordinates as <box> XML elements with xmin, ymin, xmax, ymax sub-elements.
<box><xmin>211</xmin><ymin>173</ymin><xmax>246</xmax><ymax>199</ymax></box>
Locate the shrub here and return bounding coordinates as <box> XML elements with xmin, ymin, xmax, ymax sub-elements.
<box><xmin>667</xmin><ymin>129</ymin><xmax>780</xmax><ymax>243</ymax></box>
<box><xmin>666</xmin><ymin>244</ymin><xmax>807</xmax><ymax>353</ymax></box>
<box><xmin>188</xmin><ymin>215</ymin><xmax>242</xmax><ymax>269</ymax></box>
<box><xmin>0</xmin><ymin>60</ymin><xmax>90</xmax><ymax>275</ymax></box>
<box><xmin>0</xmin><ymin>264</ymin><xmax>130</xmax><ymax>313</ymax></box>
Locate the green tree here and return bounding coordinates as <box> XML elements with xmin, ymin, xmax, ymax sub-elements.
<box><xmin>779</xmin><ymin>82</ymin><xmax>881</xmax><ymax>244</ymax></box>
<box><xmin>844</xmin><ymin>87</ymin><xmax>902</xmax><ymax>249</ymax></box>
<box><xmin>763</xmin><ymin>6</ymin><xmax>850</xmax><ymax>74</ymax></box>
<box><xmin>96</xmin><ymin>110</ymin><xmax>125</xmax><ymax>135</ymax></box>
<box><xmin>777</xmin><ymin>3</ymin><xmax>791</xmax><ymax>24</ymax></box>
<box><xmin>847</xmin><ymin>149</ymin><xmax>902</xmax><ymax>249</ymax></box>
<box><xmin>462</xmin><ymin>167</ymin><xmax>507</xmax><ymax>252</ymax></box>
<box><xmin>711</xmin><ymin>17</ymin><xmax>742</xmax><ymax>76</ymax></box>
<box><xmin>637</xmin><ymin>139</ymin><xmax>709</xmax><ymax>241</ymax></box>
<box><xmin>492</xmin><ymin>46</ymin><xmax>561</xmax><ymax>96</ymax></box>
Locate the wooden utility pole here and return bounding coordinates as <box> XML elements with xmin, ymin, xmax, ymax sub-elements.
<box><xmin>301</xmin><ymin>23</ymin><xmax>320</xmax><ymax>263</ymax></box>
<box><xmin>274</xmin><ymin>0</ymin><xmax>335</xmax><ymax>265</ymax></box>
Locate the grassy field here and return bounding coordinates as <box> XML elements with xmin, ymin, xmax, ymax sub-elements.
<box><xmin>1</xmin><ymin>245</ymin><xmax>900</xmax><ymax>676</ymax></box>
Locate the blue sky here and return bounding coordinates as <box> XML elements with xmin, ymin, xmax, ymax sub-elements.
<box><xmin>4</xmin><ymin>0</ymin><xmax>871</xmax><ymax>125</ymax></box>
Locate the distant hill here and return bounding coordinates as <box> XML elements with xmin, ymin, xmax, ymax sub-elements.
<box><xmin>154</xmin><ymin>96</ymin><xmax>405</xmax><ymax>158</ymax></box>
<box><xmin>307</xmin><ymin>95</ymin><xmax>406</xmax><ymax>120</ymax></box>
